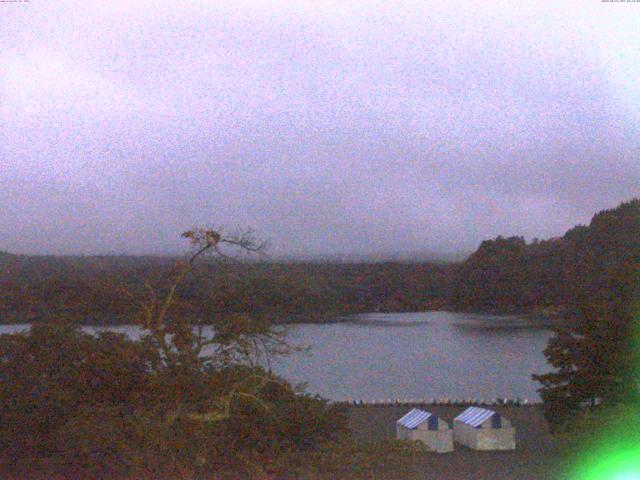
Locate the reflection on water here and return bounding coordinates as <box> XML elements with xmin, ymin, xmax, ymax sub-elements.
<box><xmin>272</xmin><ymin>311</ymin><xmax>554</xmax><ymax>401</ymax></box>
<box><xmin>0</xmin><ymin>311</ymin><xmax>554</xmax><ymax>402</ymax></box>
<box><xmin>341</xmin><ymin>313</ymin><xmax>432</xmax><ymax>327</ymax></box>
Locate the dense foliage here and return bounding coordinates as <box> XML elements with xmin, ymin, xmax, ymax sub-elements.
<box><xmin>3</xmin><ymin>200</ymin><xmax>638</xmax><ymax>324</ymax></box>
<box><xmin>452</xmin><ymin>198</ymin><xmax>640</xmax><ymax>315</ymax></box>
<box><xmin>529</xmin><ymin>200</ymin><xmax>640</xmax><ymax>431</ymax></box>
<box><xmin>532</xmin><ymin>261</ymin><xmax>640</xmax><ymax>432</ymax></box>
<box><xmin>0</xmin><ymin>230</ymin><xmax>427</xmax><ymax>479</ymax></box>
<box><xmin>0</xmin><ymin>321</ymin><xmax>426</xmax><ymax>479</ymax></box>
<box><xmin>0</xmin><ymin>256</ymin><xmax>454</xmax><ymax>324</ymax></box>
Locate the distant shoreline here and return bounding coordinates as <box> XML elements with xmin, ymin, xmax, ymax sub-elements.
<box><xmin>0</xmin><ymin>307</ymin><xmax>576</xmax><ymax>327</ymax></box>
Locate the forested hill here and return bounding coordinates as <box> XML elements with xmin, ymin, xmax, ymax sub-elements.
<box><xmin>1</xmin><ymin>199</ymin><xmax>638</xmax><ymax>324</ymax></box>
<box><xmin>0</xmin><ymin>254</ymin><xmax>454</xmax><ymax>324</ymax></box>
<box><xmin>451</xmin><ymin>198</ymin><xmax>640</xmax><ymax>315</ymax></box>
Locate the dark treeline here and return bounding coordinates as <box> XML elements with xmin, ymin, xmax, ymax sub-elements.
<box><xmin>451</xmin><ymin>198</ymin><xmax>640</xmax><ymax>317</ymax></box>
<box><xmin>0</xmin><ymin>253</ymin><xmax>454</xmax><ymax>324</ymax></box>
<box><xmin>1</xmin><ymin>198</ymin><xmax>638</xmax><ymax>324</ymax></box>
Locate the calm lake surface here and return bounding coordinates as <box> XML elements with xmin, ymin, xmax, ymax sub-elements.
<box><xmin>0</xmin><ymin>311</ymin><xmax>554</xmax><ymax>401</ymax></box>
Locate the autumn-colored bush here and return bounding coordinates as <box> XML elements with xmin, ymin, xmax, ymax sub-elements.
<box><xmin>0</xmin><ymin>321</ymin><xmax>154</xmax><ymax>458</ymax></box>
<box><xmin>56</xmin><ymin>405</ymin><xmax>217</xmax><ymax>478</ymax></box>
<box><xmin>0</xmin><ymin>228</ymin><xmax>425</xmax><ymax>480</ymax></box>
<box><xmin>0</xmin><ymin>321</ymin><xmax>351</xmax><ymax>479</ymax></box>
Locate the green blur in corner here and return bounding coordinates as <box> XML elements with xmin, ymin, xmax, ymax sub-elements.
<box><xmin>563</xmin><ymin>393</ymin><xmax>640</xmax><ymax>479</ymax></box>
<box><xmin>566</xmin><ymin>302</ymin><xmax>640</xmax><ymax>480</ymax></box>
<box><xmin>570</xmin><ymin>438</ymin><xmax>640</xmax><ymax>480</ymax></box>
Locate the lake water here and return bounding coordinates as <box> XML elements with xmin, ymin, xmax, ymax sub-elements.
<box><xmin>0</xmin><ymin>311</ymin><xmax>554</xmax><ymax>401</ymax></box>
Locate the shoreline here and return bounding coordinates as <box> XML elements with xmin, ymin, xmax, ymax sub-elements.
<box><xmin>1</xmin><ymin>306</ymin><xmax>578</xmax><ymax>327</ymax></box>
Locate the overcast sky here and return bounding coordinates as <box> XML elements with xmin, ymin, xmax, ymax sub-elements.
<box><xmin>1</xmin><ymin>1</ymin><xmax>639</xmax><ymax>257</ymax></box>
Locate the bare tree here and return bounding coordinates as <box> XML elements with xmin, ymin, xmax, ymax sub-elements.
<box><xmin>128</xmin><ymin>227</ymin><xmax>295</xmax><ymax>417</ymax></box>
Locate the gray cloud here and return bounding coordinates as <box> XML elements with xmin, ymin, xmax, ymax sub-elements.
<box><xmin>1</xmin><ymin>1</ymin><xmax>639</xmax><ymax>257</ymax></box>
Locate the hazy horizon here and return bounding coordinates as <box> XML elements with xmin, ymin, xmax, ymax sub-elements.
<box><xmin>2</xmin><ymin>1</ymin><xmax>639</xmax><ymax>257</ymax></box>
<box><xmin>1</xmin><ymin>245</ymin><xmax>470</xmax><ymax>262</ymax></box>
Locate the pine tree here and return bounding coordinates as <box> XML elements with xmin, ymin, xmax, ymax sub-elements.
<box><xmin>533</xmin><ymin>262</ymin><xmax>639</xmax><ymax>431</ymax></box>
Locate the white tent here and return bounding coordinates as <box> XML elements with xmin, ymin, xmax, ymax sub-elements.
<box><xmin>396</xmin><ymin>408</ymin><xmax>453</xmax><ymax>453</ymax></box>
<box><xmin>453</xmin><ymin>407</ymin><xmax>515</xmax><ymax>450</ymax></box>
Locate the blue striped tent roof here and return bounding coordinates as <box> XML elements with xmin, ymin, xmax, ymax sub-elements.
<box><xmin>454</xmin><ymin>407</ymin><xmax>496</xmax><ymax>427</ymax></box>
<box><xmin>396</xmin><ymin>408</ymin><xmax>432</xmax><ymax>429</ymax></box>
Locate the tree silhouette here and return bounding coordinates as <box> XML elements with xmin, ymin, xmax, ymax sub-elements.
<box><xmin>533</xmin><ymin>262</ymin><xmax>640</xmax><ymax>431</ymax></box>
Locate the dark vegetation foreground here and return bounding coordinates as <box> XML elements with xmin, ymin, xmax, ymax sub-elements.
<box><xmin>0</xmin><ymin>231</ymin><xmax>429</xmax><ymax>480</ymax></box>
<box><xmin>0</xmin><ymin>403</ymin><xmax>566</xmax><ymax>480</ymax></box>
